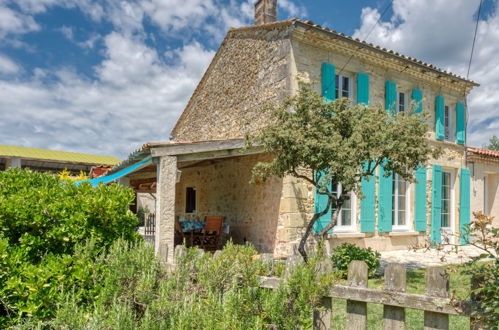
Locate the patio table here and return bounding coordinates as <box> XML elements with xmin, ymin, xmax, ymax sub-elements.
<box><xmin>179</xmin><ymin>221</ymin><xmax>230</xmax><ymax>233</ymax></box>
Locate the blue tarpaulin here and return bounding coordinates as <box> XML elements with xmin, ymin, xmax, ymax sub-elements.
<box><xmin>75</xmin><ymin>156</ymin><xmax>153</xmax><ymax>187</ymax></box>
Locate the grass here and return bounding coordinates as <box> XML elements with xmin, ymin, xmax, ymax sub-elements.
<box><xmin>330</xmin><ymin>264</ymin><xmax>471</xmax><ymax>329</ymax></box>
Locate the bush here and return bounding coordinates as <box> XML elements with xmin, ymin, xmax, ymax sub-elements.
<box><xmin>20</xmin><ymin>240</ymin><xmax>337</xmax><ymax>329</ymax></box>
<box><xmin>0</xmin><ymin>169</ymin><xmax>140</xmax><ymax>327</ymax></box>
<box><xmin>330</xmin><ymin>243</ymin><xmax>380</xmax><ymax>278</ymax></box>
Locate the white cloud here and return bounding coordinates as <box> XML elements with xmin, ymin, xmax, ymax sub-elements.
<box><xmin>0</xmin><ymin>53</ymin><xmax>20</xmax><ymax>74</ymax></box>
<box><xmin>0</xmin><ymin>4</ymin><xmax>39</xmax><ymax>38</ymax></box>
<box><xmin>354</xmin><ymin>0</ymin><xmax>499</xmax><ymax>147</ymax></box>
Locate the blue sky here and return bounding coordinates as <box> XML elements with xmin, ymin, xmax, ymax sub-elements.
<box><xmin>0</xmin><ymin>0</ymin><xmax>497</xmax><ymax>158</ymax></box>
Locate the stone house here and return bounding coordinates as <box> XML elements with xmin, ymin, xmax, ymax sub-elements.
<box><xmin>103</xmin><ymin>0</ymin><xmax>498</xmax><ymax>263</ymax></box>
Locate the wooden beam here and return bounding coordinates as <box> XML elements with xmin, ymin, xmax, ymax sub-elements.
<box><xmin>151</xmin><ymin>139</ymin><xmax>247</xmax><ymax>157</ymax></box>
<box><xmin>177</xmin><ymin>147</ymin><xmax>263</xmax><ymax>163</ymax></box>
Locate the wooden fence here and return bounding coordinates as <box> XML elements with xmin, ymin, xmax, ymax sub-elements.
<box><xmin>175</xmin><ymin>246</ymin><xmax>480</xmax><ymax>330</ymax></box>
<box><xmin>261</xmin><ymin>259</ymin><xmax>476</xmax><ymax>330</ymax></box>
<box><xmin>144</xmin><ymin>213</ymin><xmax>155</xmax><ymax>238</ymax></box>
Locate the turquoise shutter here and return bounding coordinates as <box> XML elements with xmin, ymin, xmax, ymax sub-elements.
<box><xmin>456</xmin><ymin>102</ymin><xmax>466</xmax><ymax>145</ymax></box>
<box><xmin>322</xmin><ymin>62</ymin><xmax>336</xmax><ymax>103</ymax></box>
<box><xmin>435</xmin><ymin>96</ymin><xmax>445</xmax><ymax>141</ymax></box>
<box><xmin>360</xmin><ymin>163</ymin><xmax>375</xmax><ymax>232</ymax></box>
<box><xmin>412</xmin><ymin>88</ymin><xmax>423</xmax><ymax>114</ymax></box>
<box><xmin>459</xmin><ymin>168</ymin><xmax>471</xmax><ymax>244</ymax></box>
<box><xmin>414</xmin><ymin>166</ymin><xmax>427</xmax><ymax>231</ymax></box>
<box><xmin>431</xmin><ymin>165</ymin><xmax>443</xmax><ymax>243</ymax></box>
<box><xmin>314</xmin><ymin>63</ymin><xmax>336</xmax><ymax>233</ymax></box>
<box><xmin>357</xmin><ymin>72</ymin><xmax>369</xmax><ymax>105</ymax></box>
<box><xmin>378</xmin><ymin>165</ymin><xmax>393</xmax><ymax>232</ymax></box>
<box><xmin>314</xmin><ymin>170</ymin><xmax>332</xmax><ymax>233</ymax></box>
<box><xmin>385</xmin><ymin>80</ymin><xmax>397</xmax><ymax>113</ymax></box>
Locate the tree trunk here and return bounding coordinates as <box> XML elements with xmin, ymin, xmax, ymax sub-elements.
<box><xmin>298</xmin><ymin>197</ymin><xmax>332</xmax><ymax>262</ymax></box>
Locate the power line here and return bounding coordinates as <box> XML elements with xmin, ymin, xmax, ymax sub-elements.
<box><xmin>337</xmin><ymin>0</ymin><xmax>393</xmax><ymax>75</ymax></box>
<box><xmin>467</xmin><ymin>0</ymin><xmax>483</xmax><ymax>80</ymax></box>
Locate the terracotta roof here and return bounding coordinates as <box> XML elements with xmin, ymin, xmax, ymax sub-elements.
<box><xmin>230</xmin><ymin>19</ymin><xmax>479</xmax><ymax>87</ymax></box>
<box><xmin>468</xmin><ymin>147</ymin><xmax>499</xmax><ymax>159</ymax></box>
<box><xmin>0</xmin><ymin>144</ymin><xmax>120</xmax><ymax>165</ymax></box>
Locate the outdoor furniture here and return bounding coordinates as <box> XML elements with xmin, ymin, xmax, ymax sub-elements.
<box><xmin>196</xmin><ymin>216</ymin><xmax>225</xmax><ymax>251</ymax></box>
<box><xmin>175</xmin><ymin>217</ymin><xmax>190</xmax><ymax>246</ymax></box>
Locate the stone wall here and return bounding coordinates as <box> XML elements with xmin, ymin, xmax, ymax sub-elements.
<box><xmin>175</xmin><ymin>153</ymin><xmax>282</xmax><ymax>253</ymax></box>
<box><xmin>171</xmin><ymin>24</ymin><xmax>293</xmax><ymax>142</ymax></box>
<box><xmin>471</xmin><ymin>159</ymin><xmax>499</xmax><ymax>227</ymax></box>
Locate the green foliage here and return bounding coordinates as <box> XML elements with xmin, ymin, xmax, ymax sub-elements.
<box><xmin>0</xmin><ymin>168</ymin><xmax>139</xmax><ymax>261</ymax></box>
<box><xmin>0</xmin><ymin>169</ymin><xmax>140</xmax><ymax>326</ymax></box>
<box><xmin>460</xmin><ymin>212</ymin><xmax>499</xmax><ymax>329</ymax></box>
<box><xmin>485</xmin><ymin>135</ymin><xmax>499</xmax><ymax>151</ymax></box>
<box><xmin>330</xmin><ymin>243</ymin><xmax>381</xmax><ymax>278</ymax></box>
<box><xmin>21</xmin><ymin>240</ymin><xmax>337</xmax><ymax>329</ymax></box>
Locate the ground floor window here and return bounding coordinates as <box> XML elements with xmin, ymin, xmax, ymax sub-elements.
<box><xmin>331</xmin><ymin>183</ymin><xmax>356</xmax><ymax>231</ymax></box>
<box><xmin>441</xmin><ymin>171</ymin><xmax>452</xmax><ymax>228</ymax></box>
<box><xmin>185</xmin><ymin>187</ymin><xmax>196</xmax><ymax>213</ymax></box>
<box><xmin>392</xmin><ymin>174</ymin><xmax>410</xmax><ymax>229</ymax></box>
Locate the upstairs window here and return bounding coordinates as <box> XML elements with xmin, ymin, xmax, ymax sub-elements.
<box><xmin>444</xmin><ymin>105</ymin><xmax>452</xmax><ymax>141</ymax></box>
<box><xmin>335</xmin><ymin>75</ymin><xmax>352</xmax><ymax>99</ymax></box>
<box><xmin>398</xmin><ymin>92</ymin><xmax>407</xmax><ymax>113</ymax></box>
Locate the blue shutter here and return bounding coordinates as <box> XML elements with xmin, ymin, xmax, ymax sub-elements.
<box><xmin>357</xmin><ymin>72</ymin><xmax>369</xmax><ymax>105</ymax></box>
<box><xmin>412</xmin><ymin>88</ymin><xmax>423</xmax><ymax>114</ymax></box>
<box><xmin>456</xmin><ymin>102</ymin><xmax>466</xmax><ymax>145</ymax></box>
<box><xmin>360</xmin><ymin>163</ymin><xmax>375</xmax><ymax>232</ymax></box>
<box><xmin>385</xmin><ymin>80</ymin><xmax>397</xmax><ymax>113</ymax></box>
<box><xmin>414</xmin><ymin>166</ymin><xmax>427</xmax><ymax>231</ymax></box>
<box><xmin>314</xmin><ymin>170</ymin><xmax>332</xmax><ymax>234</ymax></box>
<box><xmin>435</xmin><ymin>96</ymin><xmax>445</xmax><ymax>141</ymax></box>
<box><xmin>314</xmin><ymin>63</ymin><xmax>336</xmax><ymax>233</ymax></box>
<box><xmin>431</xmin><ymin>165</ymin><xmax>443</xmax><ymax>243</ymax></box>
<box><xmin>378</xmin><ymin>164</ymin><xmax>393</xmax><ymax>232</ymax></box>
<box><xmin>322</xmin><ymin>62</ymin><xmax>336</xmax><ymax>103</ymax></box>
<box><xmin>459</xmin><ymin>168</ymin><xmax>471</xmax><ymax>244</ymax></box>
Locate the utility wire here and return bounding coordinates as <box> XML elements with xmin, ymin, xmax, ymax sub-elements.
<box><xmin>337</xmin><ymin>0</ymin><xmax>393</xmax><ymax>75</ymax></box>
<box><xmin>467</xmin><ymin>0</ymin><xmax>483</xmax><ymax>80</ymax></box>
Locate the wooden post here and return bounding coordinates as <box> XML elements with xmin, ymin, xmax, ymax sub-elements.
<box><xmin>383</xmin><ymin>263</ymin><xmax>406</xmax><ymax>329</ymax></box>
<box><xmin>313</xmin><ymin>259</ymin><xmax>333</xmax><ymax>330</ymax></box>
<box><xmin>347</xmin><ymin>260</ymin><xmax>368</xmax><ymax>330</ymax></box>
<box><xmin>424</xmin><ymin>267</ymin><xmax>449</xmax><ymax>330</ymax></box>
<box><xmin>470</xmin><ymin>275</ymin><xmax>484</xmax><ymax>330</ymax></box>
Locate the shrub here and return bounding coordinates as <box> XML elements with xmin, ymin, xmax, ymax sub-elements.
<box><xmin>330</xmin><ymin>242</ymin><xmax>381</xmax><ymax>278</ymax></box>
<box><xmin>0</xmin><ymin>169</ymin><xmax>140</xmax><ymax>327</ymax></box>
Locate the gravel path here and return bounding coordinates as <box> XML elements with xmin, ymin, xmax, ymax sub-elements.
<box><xmin>379</xmin><ymin>245</ymin><xmax>486</xmax><ymax>270</ymax></box>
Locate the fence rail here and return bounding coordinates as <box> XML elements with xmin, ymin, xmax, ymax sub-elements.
<box><xmin>144</xmin><ymin>213</ymin><xmax>155</xmax><ymax>238</ymax></box>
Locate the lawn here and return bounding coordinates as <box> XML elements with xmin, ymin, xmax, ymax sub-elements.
<box><xmin>329</xmin><ymin>265</ymin><xmax>471</xmax><ymax>329</ymax></box>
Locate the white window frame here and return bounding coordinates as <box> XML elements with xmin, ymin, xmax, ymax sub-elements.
<box><xmin>392</xmin><ymin>174</ymin><xmax>411</xmax><ymax>231</ymax></box>
<box><xmin>444</xmin><ymin>105</ymin><xmax>454</xmax><ymax>142</ymax></box>
<box><xmin>335</xmin><ymin>74</ymin><xmax>353</xmax><ymax>99</ymax></box>
<box><xmin>484</xmin><ymin>175</ymin><xmax>489</xmax><ymax>214</ymax></box>
<box><xmin>441</xmin><ymin>169</ymin><xmax>455</xmax><ymax>241</ymax></box>
<box><xmin>331</xmin><ymin>183</ymin><xmax>357</xmax><ymax>233</ymax></box>
<box><xmin>397</xmin><ymin>91</ymin><xmax>408</xmax><ymax>113</ymax></box>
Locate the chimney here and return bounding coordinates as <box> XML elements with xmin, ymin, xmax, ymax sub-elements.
<box><xmin>254</xmin><ymin>0</ymin><xmax>277</xmax><ymax>25</ymax></box>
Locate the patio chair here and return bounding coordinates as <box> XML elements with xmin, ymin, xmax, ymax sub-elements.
<box><xmin>197</xmin><ymin>216</ymin><xmax>224</xmax><ymax>251</ymax></box>
<box><xmin>174</xmin><ymin>217</ymin><xmax>188</xmax><ymax>246</ymax></box>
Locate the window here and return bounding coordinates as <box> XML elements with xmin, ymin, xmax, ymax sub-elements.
<box><xmin>392</xmin><ymin>174</ymin><xmax>410</xmax><ymax>229</ymax></box>
<box><xmin>335</xmin><ymin>74</ymin><xmax>352</xmax><ymax>99</ymax></box>
<box><xmin>441</xmin><ymin>172</ymin><xmax>451</xmax><ymax>228</ymax></box>
<box><xmin>398</xmin><ymin>92</ymin><xmax>407</xmax><ymax>113</ymax></box>
<box><xmin>444</xmin><ymin>105</ymin><xmax>452</xmax><ymax>141</ymax></box>
<box><xmin>185</xmin><ymin>187</ymin><xmax>196</xmax><ymax>213</ymax></box>
<box><xmin>331</xmin><ymin>183</ymin><xmax>356</xmax><ymax>231</ymax></box>
<box><xmin>484</xmin><ymin>175</ymin><xmax>489</xmax><ymax>214</ymax></box>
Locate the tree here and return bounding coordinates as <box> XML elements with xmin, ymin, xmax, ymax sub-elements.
<box><xmin>246</xmin><ymin>84</ymin><xmax>440</xmax><ymax>261</ymax></box>
<box><xmin>486</xmin><ymin>135</ymin><xmax>499</xmax><ymax>151</ymax></box>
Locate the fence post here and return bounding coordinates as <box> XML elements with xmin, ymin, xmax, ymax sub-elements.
<box><xmin>347</xmin><ymin>260</ymin><xmax>368</xmax><ymax>330</ymax></box>
<box><xmin>383</xmin><ymin>263</ymin><xmax>406</xmax><ymax>329</ymax></box>
<box><xmin>424</xmin><ymin>267</ymin><xmax>449</xmax><ymax>330</ymax></box>
<box><xmin>313</xmin><ymin>259</ymin><xmax>333</xmax><ymax>330</ymax></box>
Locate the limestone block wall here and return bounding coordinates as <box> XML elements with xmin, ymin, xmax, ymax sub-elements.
<box><xmin>471</xmin><ymin>160</ymin><xmax>499</xmax><ymax>227</ymax></box>
<box><xmin>171</xmin><ymin>24</ymin><xmax>294</xmax><ymax>142</ymax></box>
<box><xmin>175</xmin><ymin>153</ymin><xmax>282</xmax><ymax>253</ymax></box>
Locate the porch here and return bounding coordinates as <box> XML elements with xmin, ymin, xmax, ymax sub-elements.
<box><xmin>118</xmin><ymin>139</ymin><xmax>286</xmax><ymax>263</ymax></box>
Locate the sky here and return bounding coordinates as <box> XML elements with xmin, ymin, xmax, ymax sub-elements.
<box><xmin>0</xmin><ymin>0</ymin><xmax>498</xmax><ymax>159</ymax></box>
